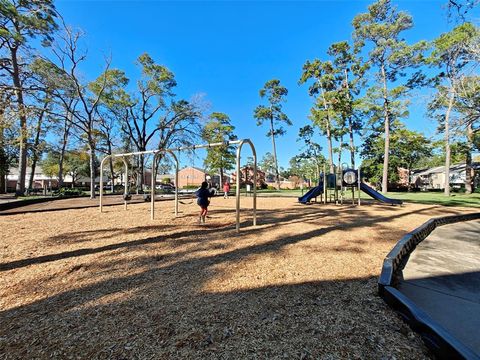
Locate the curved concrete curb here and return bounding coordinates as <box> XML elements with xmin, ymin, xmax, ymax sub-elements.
<box><xmin>378</xmin><ymin>212</ymin><xmax>480</xmax><ymax>360</ymax></box>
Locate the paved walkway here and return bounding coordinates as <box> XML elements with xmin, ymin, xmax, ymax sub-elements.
<box><xmin>397</xmin><ymin>219</ymin><xmax>480</xmax><ymax>354</ymax></box>
<box><xmin>0</xmin><ymin>193</ymin><xmax>19</xmax><ymax>204</ymax></box>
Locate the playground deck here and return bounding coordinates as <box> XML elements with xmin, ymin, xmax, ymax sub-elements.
<box><xmin>398</xmin><ymin>219</ymin><xmax>480</xmax><ymax>355</ymax></box>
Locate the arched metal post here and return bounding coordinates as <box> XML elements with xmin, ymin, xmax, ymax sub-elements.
<box><xmin>151</xmin><ymin>150</ymin><xmax>179</xmax><ymax>220</ymax></box>
<box><xmin>151</xmin><ymin>153</ymin><xmax>156</xmax><ymax>220</ymax></box>
<box><xmin>100</xmin><ymin>155</ymin><xmax>129</xmax><ymax>212</ymax></box>
<box><xmin>235</xmin><ymin>139</ymin><xmax>257</xmax><ymax>232</ymax></box>
<box><xmin>99</xmin><ymin>139</ymin><xmax>257</xmax><ymax>228</ymax></box>
<box><xmin>99</xmin><ymin>155</ymin><xmax>111</xmax><ymax>213</ymax></box>
<box><xmin>121</xmin><ymin>157</ymin><xmax>129</xmax><ymax>210</ymax></box>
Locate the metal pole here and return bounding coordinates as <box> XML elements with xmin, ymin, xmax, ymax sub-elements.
<box><xmin>340</xmin><ymin>164</ymin><xmax>344</xmax><ymax>206</ymax></box>
<box><xmin>151</xmin><ymin>154</ymin><xmax>156</xmax><ymax>220</ymax></box>
<box><xmin>168</xmin><ymin>140</ymin><xmax>243</xmax><ymax>153</ymax></box>
<box><xmin>165</xmin><ymin>149</ymin><xmax>179</xmax><ymax>217</ymax></box>
<box><xmin>99</xmin><ymin>156</ymin><xmax>110</xmax><ymax>212</ymax></box>
<box><xmin>244</xmin><ymin>139</ymin><xmax>257</xmax><ymax>226</ymax></box>
<box><xmin>358</xmin><ymin>166</ymin><xmax>361</xmax><ymax>206</ymax></box>
<box><xmin>109</xmin><ymin>141</ymin><xmax>244</xmax><ymax>159</ymax></box>
<box><xmin>99</xmin><ymin>139</ymin><xmax>256</xmax><ymax>226</ymax></box>
<box><xmin>151</xmin><ymin>150</ymin><xmax>179</xmax><ymax>220</ymax></box>
<box><xmin>235</xmin><ymin>139</ymin><xmax>257</xmax><ymax>232</ymax></box>
<box><xmin>121</xmin><ymin>157</ymin><xmax>128</xmax><ymax>211</ymax></box>
<box><xmin>174</xmin><ymin>166</ymin><xmax>178</xmax><ymax>217</ymax></box>
<box><xmin>235</xmin><ymin>146</ymin><xmax>241</xmax><ymax>232</ymax></box>
<box><xmin>252</xmin><ymin>147</ymin><xmax>257</xmax><ymax>227</ymax></box>
<box><xmin>323</xmin><ymin>164</ymin><xmax>327</xmax><ymax>204</ymax></box>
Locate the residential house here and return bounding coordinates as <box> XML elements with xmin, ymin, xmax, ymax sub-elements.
<box><xmin>411</xmin><ymin>162</ymin><xmax>480</xmax><ymax>190</ymax></box>
<box><xmin>177</xmin><ymin>167</ymin><xmax>208</xmax><ymax>188</ymax></box>
<box><xmin>6</xmin><ymin>167</ymin><xmax>67</xmax><ymax>192</ymax></box>
<box><xmin>177</xmin><ymin>167</ymin><xmax>235</xmax><ymax>188</ymax></box>
<box><xmin>230</xmin><ymin>166</ymin><xmax>266</xmax><ymax>188</ymax></box>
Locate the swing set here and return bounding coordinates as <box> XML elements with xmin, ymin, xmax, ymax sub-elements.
<box><xmin>99</xmin><ymin>139</ymin><xmax>258</xmax><ymax>232</ymax></box>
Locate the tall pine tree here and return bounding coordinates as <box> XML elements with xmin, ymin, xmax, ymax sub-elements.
<box><xmin>353</xmin><ymin>0</ymin><xmax>426</xmax><ymax>193</ymax></box>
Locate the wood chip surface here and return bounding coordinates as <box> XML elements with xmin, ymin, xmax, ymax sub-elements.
<box><xmin>0</xmin><ymin>196</ymin><xmax>473</xmax><ymax>359</ymax></box>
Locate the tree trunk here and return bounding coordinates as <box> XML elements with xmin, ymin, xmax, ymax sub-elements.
<box><xmin>444</xmin><ymin>91</ymin><xmax>454</xmax><ymax>197</ymax></box>
<box><xmin>270</xmin><ymin>116</ymin><xmax>281</xmax><ymax>190</ymax></box>
<box><xmin>107</xmin><ymin>139</ymin><xmax>115</xmax><ymax>192</ymax></box>
<box><xmin>348</xmin><ymin>118</ymin><xmax>355</xmax><ymax>168</ymax></box>
<box><xmin>219</xmin><ymin>167</ymin><xmax>224</xmax><ymax>188</ymax></box>
<box><xmin>344</xmin><ymin>69</ymin><xmax>355</xmax><ymax>169</ymax></box>
<box><xmin>338</xmin><ymin>134</ymin><xmax>343</xmax><ymax>169</ymax></box>
<box><xmin>109</xmin><ymin>158</ymin><xmax>115</xmax><ymax>192</ymax></box>
<box><xmin>465</xmin><ymin>123</ymin><xmax>474</xmax><ymax>194</ymax></box>
<box><xmin>381</xmin><ymin>64</ymin><xmax>390</xmax><ymax>194</ymax></box>
<box><xmin>0</xmin><ymin>108</ymin><xmax>6</xmax><ymax>194</ymax></box>
<box><xmin>28</xmin><ymin>102</ymin><xmax>48</xmax><ymax>191</ymax></box>
<box><xmin>320</xmin><ymin>87</ymin><xmax>334</xmax><ymax>173</ymax></box>
<box><xmin>88</xmin><ymin>139</ymin><xmax>96</xmax><ymax>199</ymax></box>
<box><xmin>407</xmin><ymin>167</ymin><xmax>411</xmax><ymax>192</ymax></box>
<box><xmin>140</xmin><ymin>153</ymin><xmax>145</xmax><ymax>191</ymax></box>
<box><xmin>58</xmin><ymin>113</ymin><xmax>72</xmax><ymax>188</ymax></box>
<box><xmin>12</xmin><ymin>47</ymin><xmax>27</xmax><ymax>196</ymax></box>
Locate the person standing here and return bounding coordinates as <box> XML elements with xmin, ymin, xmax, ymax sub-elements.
<box><xmin>195</xmin><ymin>181</ymin><xmax>211</xmax><ymax>224</ymax></box>
<box><xmin>223</xmin><ymin>181</ymin><xmax>230</xmax><ymax>199</ymax></box>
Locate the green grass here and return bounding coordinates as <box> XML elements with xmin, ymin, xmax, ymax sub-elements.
<box><xmin>378</xmin><ymin>191</ymin><xmax>480</xmax><ymax>208</ymax></box>
<box><xmin>17</xmin><ymin>195</ymin><xmax>48</xmax><ymax>201</ymax></box>
<box><xmin>254</xmin><ymin>188</ymin><xmax>480</xmax><ymax>207</ymax></box>
<box><xmin>255</xmin><ymin>189</ymin><xmax>303</xmax><ymax>197</ymax></box>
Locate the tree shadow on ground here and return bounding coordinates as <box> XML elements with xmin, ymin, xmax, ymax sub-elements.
<box><xmin>0</xmin><ymin>274</ymin><xmax>430</xmax><ymax>358</ymax></box>
<box><xmin>1</xmin><ymin>202</ymin><xmax>450</xmax><ymax>358</ymax></box>
<box><xmin>0</xmin><ymin>204</ymin><xmax>442</xmax><ymax>272</ymax></box>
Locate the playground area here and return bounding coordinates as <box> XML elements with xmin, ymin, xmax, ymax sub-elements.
<box><xmin>0</xmin><ymin>196</ymin><xmax>476</xmax><ymax>358</ymax></box>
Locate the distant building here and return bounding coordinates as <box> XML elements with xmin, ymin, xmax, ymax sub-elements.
<box><xmin>177</xmin><ymin>167</ymin><xmax>207</xmax><ymax>188</ymax></box>
<box><xmin>411</xmin><ymin>162</ymin><xmax>480</xmax><ymax>190</ymax></box>
<box><xmin>6</xmin><ymin>165</ymin><xmax>239</xmax><ymax>192</ymax></box>
<box><xmin>397</xmin><ymin>168</ymin><xmax>410</xmax><ymax>187</ymax></box>
<box><xmin>176</xmin><ymin>167</ymin><xmax>229</xmax><ymax>188</ymax></box>
<box><xmin>6</xmin><ymin>167</ymin><xmax>70</xmax><ymax>191</ymax></box>
<box><xmin>230</xmin><ymin>166</ymin><xmax>266</xmax><ymax>187</ymax></box>
<box><xmin>6</xmin><ymin>166</ymin><xmax>163</xmax><ymax>192</ymax></box>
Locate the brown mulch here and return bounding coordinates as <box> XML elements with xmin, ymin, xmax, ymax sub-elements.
<box><xmin>0</xmin><ymin>197</ymin><xmax>473</xmax><ymax>359</ymax></box>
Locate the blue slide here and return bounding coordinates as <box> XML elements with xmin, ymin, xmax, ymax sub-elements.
<box><xmin>360</xmin><ymin>182</ymin><xmax>402</xmax><ymax>205</ymax></box>
<box><xmin>298</xmin><ymin>182</ymin><xmax>324</xmax><ymax>204</ymax></box>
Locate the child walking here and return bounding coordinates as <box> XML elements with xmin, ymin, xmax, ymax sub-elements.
<box><xmin>195</xmin><ymin>181</ymin><xmax>211</xmax><ymax>224</ymax></box>
<box><xmin>223</xmin><ymin>181</ymin><xmax>230</xmax><ymax>199</ymax></box>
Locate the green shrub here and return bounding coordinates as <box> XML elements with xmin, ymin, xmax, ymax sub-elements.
<box><xmin>183</xmin><ymin>185</ymin><xmax>200</xmax><ymax>189</ymax></box>
<box><xmin>56</xmin><ymin>188</ymin><xmax>85</xmax><ymax>197</ymax></box>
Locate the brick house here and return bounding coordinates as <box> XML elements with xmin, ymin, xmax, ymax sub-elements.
<box><xmin>230</xmin><ymin>166</ymin><xmax>266</xmax><ymax>187</ymax></box>
<box><xmin>410</xmin><ymin>162</ymin><xmax>480</xmax><ymax>190</ymax></box>
<box><xmin>177</xmin><ymin>167</ymin><xmax>207</xmax><ymax>188</ymax></box>
<box><xmin>176</xmin><ymin>167</ymin><xmax>234</xmax><ymax>188</ymax></box>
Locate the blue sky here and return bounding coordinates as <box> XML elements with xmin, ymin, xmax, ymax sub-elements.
<box><xmin>55</xmin><ymin>0</ymin><xmax>477</xmax><ymax>169</ymax></box>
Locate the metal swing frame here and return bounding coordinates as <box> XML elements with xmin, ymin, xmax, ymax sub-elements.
<box><xmin>99</xmin><ymin>138</ymin><xmax>257</xmax><ymax>232</ymax></box>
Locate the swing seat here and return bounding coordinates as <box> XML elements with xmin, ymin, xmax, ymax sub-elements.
<box><xmin>143</xmin><ymin>194</ymin><xmax>151</xmax><ymax>202</ymax></box>
<box><xmin>123</xmin><ymin>193</ymin><xmax>132</xmax><ymax>201</ymax></box>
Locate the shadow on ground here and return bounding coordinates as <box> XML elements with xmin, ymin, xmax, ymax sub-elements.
<box><xmin>0</xmin><ymin>202</ymin><xmax>445</xmax><ymax>358</ymax></box>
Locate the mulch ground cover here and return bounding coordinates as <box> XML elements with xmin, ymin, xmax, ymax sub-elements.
<box><xmin>1</xmin><ymin>196</ymin><xmax>474</xmax><ymax>359</ymax></box>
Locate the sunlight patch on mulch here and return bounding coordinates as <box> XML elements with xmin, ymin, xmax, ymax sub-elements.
<box><xmin>1</xmin><ymin>197</ymin><xmax>473</xmax><ymax>359</ymax></box>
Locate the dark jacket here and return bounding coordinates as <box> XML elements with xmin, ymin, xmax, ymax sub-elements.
<box><xmin>195</xmin><ymin>188</ymin><xmax>211</xmax><ymax>207</ymax></box>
